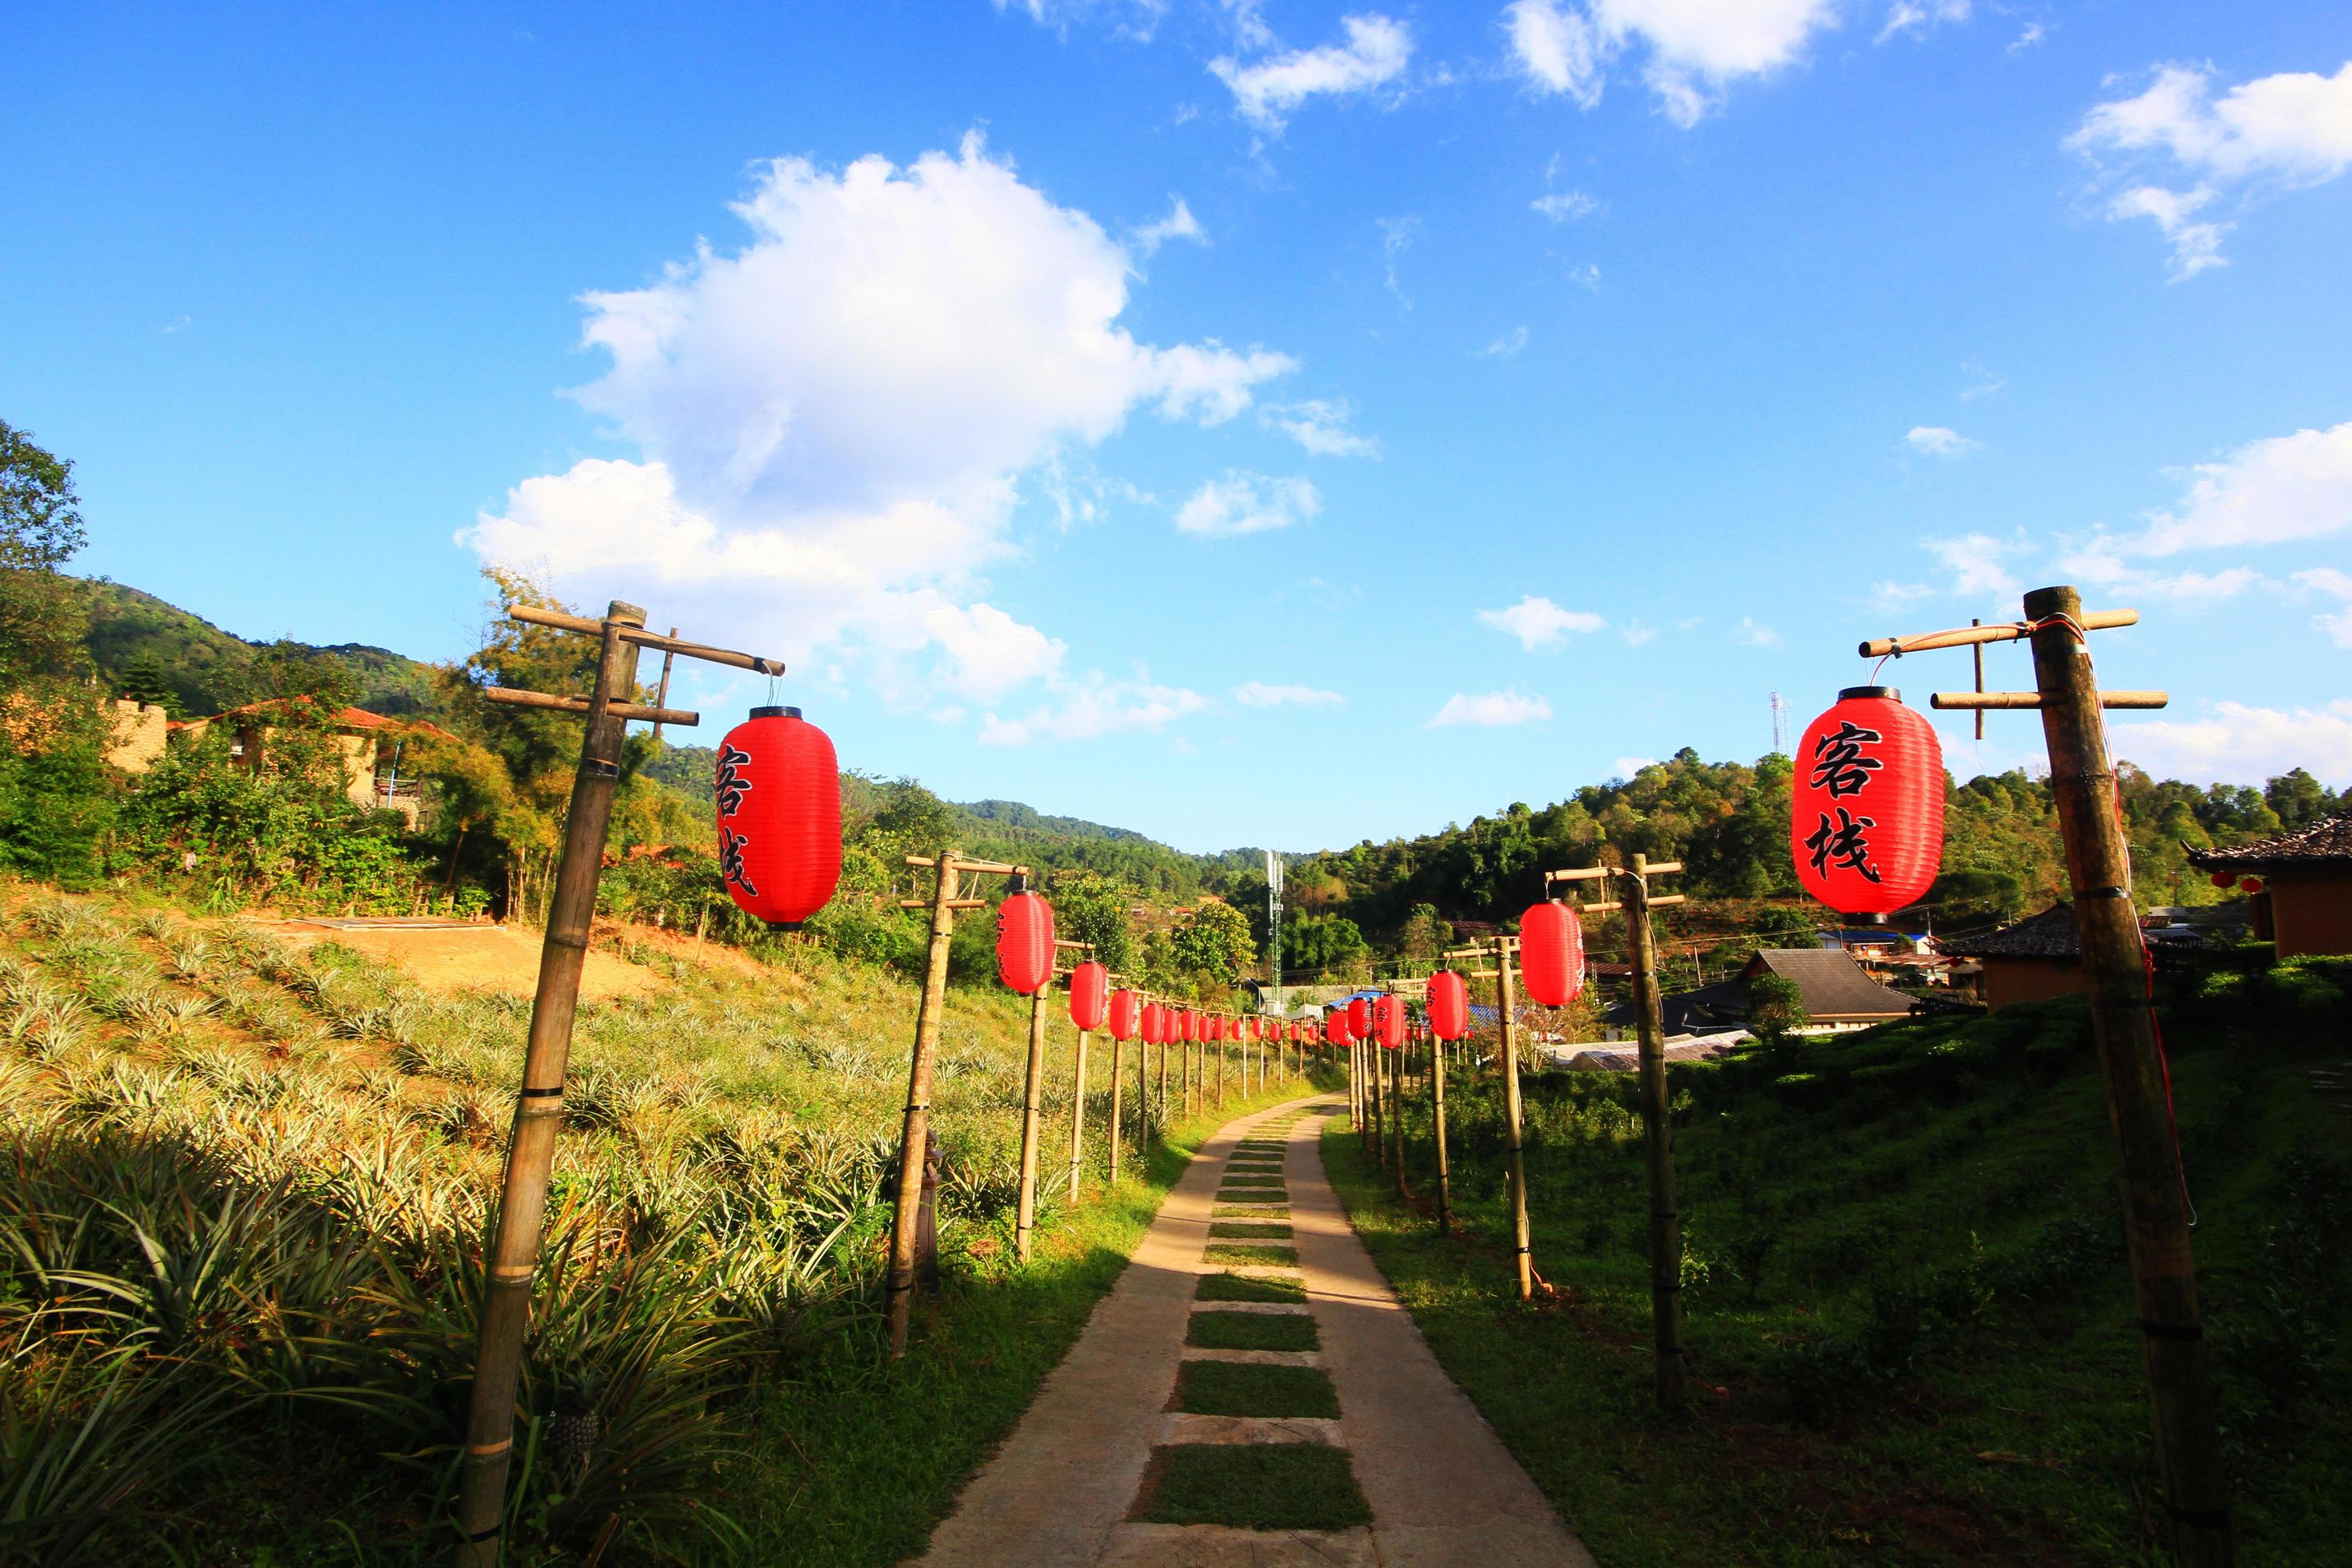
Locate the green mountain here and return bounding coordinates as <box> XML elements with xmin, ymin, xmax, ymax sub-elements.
<box><xmin>83</xmin><ymin>579</ymin><xmax>439</xmax><ymax>718</ymax></box>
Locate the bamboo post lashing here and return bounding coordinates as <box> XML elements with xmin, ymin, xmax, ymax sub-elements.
<box><xmin>650</xmin><ymin>626</ymin><xmax>678</xmax><ymax>742</ymax></box>
<box><xmin>887</xmin><ymin>852</ymin><xmax>1029</xmax><ymax>1358</ymax></box>
<box><xmin>454</xmin><ymin>599</ymin><xmax>782</xmax><ymax>1568</ymax></box>
<box><xmin>1873</xmin><ymin>590</ymin><xmax>2226</xmax><ymax>1566</ymax></box>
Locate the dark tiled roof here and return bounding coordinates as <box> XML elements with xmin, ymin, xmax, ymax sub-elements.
<box><xmin>2188</xmin><ymin>814</ymin><xmax>2352</xmax><ymax>870</ymax></box>
<box><xmin>1747</xmin><ymin>949</ymin><xmax>1918</xmax><ymax>1019</ymax></box>
<box><xmin>1941</xmin><ymin>905</ymin><xmax>2080</xmax><ymax>959</ymax></box>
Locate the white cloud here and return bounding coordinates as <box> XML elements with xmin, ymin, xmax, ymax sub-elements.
<box><xmin>1906</xmin><ymin>425</ymin><xmax>1981</xmax><ymax>458</ymax></box>
<box><xmin>1130</xmin><ymin>195</ymin><xmax>1206</xmax><ymax>256</ymax></box>
<box><xmin>1234</xmin><ymin>680</ymin><xmax>1345</xmax><ymax>707</ymax></box>
<box><xmin>1566</xmin><ymin>261</ymin><xmax>1602</xmax><ymax>290</ymax></box>
<box><xmin>2070</xmin><ymin>62</ymin><xmax>2352</xmax><ymax>275</ymax></box>
<box><xmin>2009</xmin><ymin>20</ymin><xmax>2045</xmax><ymax>53</ymax></box>
<box><xmin>1379</xmin><ymin>215</ymin><xmax>1421</xmax><ymax>309</ymax></box>
<box><xmin>1877</xmin><ymin>0</ymin><xmax>1968</xmax><ymax>45</ymax></box>
<box><xmin>1869</xmin><ymin>579</ymin><xmax>1937</xmax><ymax>607</ymax></box>
<box><xmin>1530</xmin><ymin>190</ymin><xmax>1600</xmax><ymax>222</ymax></box>
<box><xmin>1478</xmin><ymin>594</ymin><xmax>1605</xmax><ymax>650</ymax></box>
<box><xmin>1481</xmin><ymin>325</ymin><xmax>1531</xmax><ymax>358</ymax></box>
<box><xmin>2297</xmin><ymin>567</ymin><xmax>2352</xmax><ymax>646</ymax></box>
<box><xmin>1614</xmin><ymin>755</ymin><xmax>1658</xmax><ymax>778</ymax></box>
<box><xmin>1734</xmin><ymin>617</ymin><xmax>1781</xmax><ymax>646</ymax></box>
<box><xmin>1921</xmin><ymin>532</ymin><xmax>2025</xmax><ymax>596</ymax></box>
<box><xmin>1601</xmin><ymin>0</ymin><xmax>1844</xmax><ymax>125</ymax></box>
<box><xmin>1959</xmin><ymin>360</ymin><xmax>2005</xmax><ymax>400</ymax></box>
<box><xmin>460</xmin><ymin>136</ymin><xmax>1298</xmax><ymax>707</ymax></box>
<box><xmin>1428</xmin><ymin>690</ymin><xmax>1554</xmax><ymax>727</ymax></box>
<box><xmin>1506</xmin><ymin>0</ymin><xmax>1604</xmax><ymax>106</ymax></box>
<box><xmin>2111</xmin><ymin>699</ymin><xmax>2352</xmax><ymax>787</ymax></box>
<box><xmin>1618</xmin><ymin>620</ymin><xmax>1658</xmax><ymax>646</ymax></box>
<box><xmin>1174</xmin><ymin>470</ymin><xmax>1322</xmax><ymax>536</ymax></box>
<box><xmin>979</xmin><ymin>673</ymin><xmax>1209</xmax><ymax>745</ymax></box>
<box><xmin>1212</xmin><ymin>14</ymin><xmax>1414</xmax><ymax>133</ymax></box>
<box><xmin>1262</xmin><ymin>398</ymin><xmax>1380</xmax><ymax>457</ymax></box>
<box><xmin>2103</xmin><ymin>421</ymin><xmax>2352</xmax><ymax>558</ymax></box>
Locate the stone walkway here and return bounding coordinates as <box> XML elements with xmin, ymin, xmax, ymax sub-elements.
<box><xmin>911</xmin><ymin>1094</ymin><xmax>1592</xmax><ymax>1567</ymax></box>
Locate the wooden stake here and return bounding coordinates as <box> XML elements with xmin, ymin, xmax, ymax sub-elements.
<box><xmin>2024</xmin><ymin>584</ymin><xmax>2230</xmax><ymax>1566</ymax></box>
<box><xmin>1066</xmin><ymin>1024</ymin><xmax>1090</xmax><ymax>1204</ymax></box>
<box><xmin>1624</xmin><ymin>852</ymin><xmax>1689</xmax><ymax>1417</ymax></box>
<box><xmin>1494</xmin><ymin>935</ymin><xmax>1534</xmax><ymax>1302</ymax></box>
<box><xmin>453</xmin><ymin>602</ymin><xmax>642</xmax><ymax>1567</ymax></box>
<box><xmin>886</xmin><ymin>851</ymin><xmax>959</xmax><ymax>1358</ymax></box>
<box><xmin>1388</xmin><ymin>1034</ymin><xmax>1406</xmax><ymax>1195</ymax></box>
<box><xmin>1432</xmin><ymin>1024</ymin><xmax>1452</xmax><ymax>1233</ymax></box>
<box><xmin>1107</xmin><ymin>1026</ymin><xmax>1126</xmax><ymax>1187</ymax></box>
<box><xmin>1016</xmin><ymin>986</ymin><xmax>1049</xmax><ymax>1262</ymax></box>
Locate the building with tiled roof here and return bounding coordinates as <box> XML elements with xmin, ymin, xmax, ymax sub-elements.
<box><xmin>2188</xmin><ymin>815</ymin><xmax>2352</xmax><ymax>958</ymax></box>
<box><xmin>1600</xmin><ymin>947</ymin><xmax>1914</xmax><ymax>1041</ymax></box>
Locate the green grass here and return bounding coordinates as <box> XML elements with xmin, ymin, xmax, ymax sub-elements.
<box><xmin>1213</xmin><ymin>1204</ymin><xmax>1288</xmax><ymax>1217</ymax></box>
<box><xmin>1187</xmin><ymin>1310</ymin><xmax>1320</xmax><ymax>1352</ymax></box>
<box><xmin>1203</xmin><ymin>1242</ymin><xmax>1298</xmax><ymax>1266</ymax></box>
<box><xmin>1171</xmin><ymin>1360</ymin><xmax>1342</xmax><ymax>1418</ymax></box>
<box><xmin>1197</xmin><ymin>1271</ymin><xmax>1306</xmax><ymax>1303</ymax></box>
<box><xmin>1210</xmin><ymin>1222</ymin><xmax>1293</xmax><ymax>1238</ymax></box>
<box><xmin>1322</xmin><ymin>982</ymin><xmax>2352</xmax><ymax>1566</ymax></box>
<box><xmin>1130</xmin><ymin>1443</ymin><xmax>1370</xmax><ymax>1529</ymax></box>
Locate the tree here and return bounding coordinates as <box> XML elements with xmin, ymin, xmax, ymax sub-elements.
<box><xmin>1746</xmin><ymin>973</ymin><xmax>1810</xmax><ymax>1051</ymax></box>
<box><xmin>1048</xmin><ymin>869</ymin><xmax>1136</xmax><ymax>975</ymax></box>
<box><xmin>0</xmin><ymin>420</ymin><xmax>85</xmax><ymax>570</ymax></box>
<box><xmin>1286</xmin><ymin>912</ymin><xmax>1367</xmax><ymax>981</ymax></box>
<box><xmin>1398</xmin><ymin>902</ymin><xmax>1450</xmax><ymax>963</ymax></box>
<box><xmin>870</xmin><ymin>778</ymin><xmax>960</xmax><ymax>860</ymax></box>
<box><xmin>2266</xmin><ymin>769</ymin><xmax>2338</xmax><ymax>831</ymax></box>
<box><xmin>115</xmin><ymin>651</ymin><xmax>182</xmax><ymax>716</ymax></box>
<box><xmin>1172</xmin><ymin>900</ymin><xmax>1254</xmax><ymax>986</ymax></box>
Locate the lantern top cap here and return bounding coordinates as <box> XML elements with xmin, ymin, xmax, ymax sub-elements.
<box><xmin>1837</xmin><ymin>686</ymin><xmax>1899</xmax><ymax>702</ymax></box>
<box><xmin>748</xmin><ymin>704</ymin><xmax>802</xmax><ymax>719</ymax></box>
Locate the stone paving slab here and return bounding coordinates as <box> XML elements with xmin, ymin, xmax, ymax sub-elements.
<box><xmin>1187</xmin><ymin>1301</ymin><xmax>1311</xmax><ymax>1316</ymax></box>
<box><xmin>1158</xmin><ymin>1412</ymin><xmax>1346</xmax><ymax>1446</ymax></box>
<box><xmin>1098</xmin><ymin>1524</ymin><xmax>1378</xmax><ymax>1566</ymax></box>
<box><xmin>1180</xmin><ymin>1346</ymin><xmax>1324</xmax><ymax>1366</ymax></box>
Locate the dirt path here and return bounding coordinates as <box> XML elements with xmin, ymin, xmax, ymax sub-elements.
<box><xmin>261</xmin><ymin>918</ymin><xmax>667</xmax><ymax>1000</ymax></box>
<box><xmin>911</xmin><ymin>1094</ymin><xmax>1591</xmax><ymax>1567</ymax></box>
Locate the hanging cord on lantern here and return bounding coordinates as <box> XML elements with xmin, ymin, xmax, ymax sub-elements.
<box><xmin>766</xmin><ymin>670</ymin><xmax>782</xmax><ymax>708</ymax></box>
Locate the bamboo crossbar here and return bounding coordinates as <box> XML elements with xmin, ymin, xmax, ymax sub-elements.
<box><xmin>901</xmin><ymin>854</ymin><xmax>1029</xmax><ymax>876</ymax></box>
<box><xmin>1858</xmin><ymin>608</ymin><xmax>2135</xmax><ymax>659</ymax></box>
<box><xmin>900</xmin><ymin>898</ymin><xmax>988</xmax><ymax>910</ymax></box>
<box><xmin>1544</xmin><ymin>861</ymin><xmax>1682</xmax><ymax>882</ymax></box>
<box><xmin>507</xmin><ymin>602</ymin><xmax>786</xmax><ymax>675</ymax></box>
<box><xmin>481</xmin><ymin>686</ymin><xmax>699</xmax><ymax>726</ymax></box>
<box><xmin>1932</xmin><ymin>690</ymin><xmax>2168</xmax><ymax>710</ymax></box>
<box><xmin>1578</xmin><ymin>894</ymin><xmax>1686</xmax><ymax>912</ymax></box>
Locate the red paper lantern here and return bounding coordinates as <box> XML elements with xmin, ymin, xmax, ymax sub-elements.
<box><xmin>1326</xmin><ymin>1010</ymin><xmax>1351</xmax><ymax>1046</ymax></box>
<box><xmin>1068</xmin><ymin>962</ymin><xmax>1109</xmax><ymax>1032</ymax></box>
<box><xmin>1182</xmin><ymin>1010</ymin><xmax>1200</xmax><ymax>1042</ymax></box>
<box><xmin>1109</xmin><ymin>988</ymin><xmax>1142</xmax><ymax>1041</ymax></box>
<box><xmin>1346</xmin><ymin>996</ymin><xmax>1370</xmax><ymax>1036</ymax></box>
<box><xmin>2210</xmin><ymin>871</ymin><xmax>2236</xmax><ymax>889</ymax></box>
<box><xmin>996</xmin><ymin>890</ymin><xmax>1055</xmax><ymax>995</ymax></box>
<box><xmin>714</xmin><ymin>707</ymin><xmax>843</xmax><ymax>925</ymax></box>
<box><xmin>2241</xmin><ymin>877</ymin><xmax>2265</xmax><ymax>895</ymax></box>
<box><xmin>1374</xmin><ymin>994</ymin><xmax>1404</xmax><ymax>1050</ymax></box>
<box><xmin>1790</xmin><ymin>686</ymin><xmax>1944</xmax><ymax>917</ymax></box>
<box><xmin>1519</xmin><ymin>901</ymin><xmax>1586</xmax><ymax>1006</ymax></box>
<box><xmin>1428</xmin><ymin>970</ymin><xmax>1468</xmax><ymax>1040</ymax></box>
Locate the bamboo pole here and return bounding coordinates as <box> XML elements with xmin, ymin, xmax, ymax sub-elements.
<box><xmin>1016</xmin><ymin>986</ymin><xmax>1050</xmax><ymax>1262</ymax></box>
<box><xmin>886</xmin><ymin>850</ymin><xmax>960</xmax><ymax>1358</ymax></box>
<box><xmin>2024</xmin><ymin>585</ymin><xmax>2230</xmax><ymax>1566</ymax></box>
<box><xmin>1066</xmin><ymin>1021</ymin><xmax>1090</xmax><ymax>1204</ymax></box>
<box><xmin>453</xmin><ymin>602</ymin><xmax>642</xmax><ymax>1567</ymax></box>
<box><xmin>1107</xmin><ymin>1026</ymin><xmax>1126</xmax><ymax>1187</ymax></box>
<box><xmin>1388</xmin><ymin>1030</ymin><xmax>1406</xmax><ymax>1195</ymax></box>
<box><xmin>1624</xmin><ymin>853</ymin><xmax>1689</xmax><ymax>1417</ymax></box>
<box><xmin>1494</xmin><ymin>936</ymin><xmax>1534</xmax><ymax>1301</ymax></box>
<box><xmin>1432</xmin><ymin>1022</ymin><xmax>1453</xmax><ymax>1233</ymax></box>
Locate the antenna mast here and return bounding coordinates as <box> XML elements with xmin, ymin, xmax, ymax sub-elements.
<box><xmin>1266</xmin><ymin>848</ymin><xmax>1285</xmax><ymax>1018</ymax></box>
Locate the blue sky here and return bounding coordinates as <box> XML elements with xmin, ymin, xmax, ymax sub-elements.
<box><xmin>7</xmin><ymin>1</ymin><xmax>2350</xmax><ymax>852</ymax></box>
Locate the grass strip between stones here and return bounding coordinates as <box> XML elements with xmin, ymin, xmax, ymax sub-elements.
<box><xmin>1202</xmin><ymin>1242</ymin><xmax>1297</xmax><ymax>1266</ymax></box>
<box><xmin>1212</xmin><ymin>1205</ymin><xmax>1289</xmax><ymax>1218</ymax></box>
<box><xmin>1187</xmin><ymin>1310</ymin><xmax>1320</xmax><ymax>1353</ymax></box>
<box><xmin>1208</xmin><ymin>1222</ymin><xmax>1293</xmax><ymax>1239</ymax></box>
<box><xmin>1130</xmin><ymin>1443</ymin><xmax>1371</xmax><ymax>1530</ymax></box>
<box><xmin>1170</xmin><ymin>1359</ymin><xmax>1342</xmax><ymax>1418</ymax></box>
<box><xmin>1196</xmin><ymin>1271</ymin><xmax>1306</xmax><ymax>1303</ymax></box>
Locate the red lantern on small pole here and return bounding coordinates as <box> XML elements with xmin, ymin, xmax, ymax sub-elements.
<box><xmin>1346</xmin><ymin>996</ymin><xmax>1371</xmax><ymax>1037</ymax></box>
<box><xmin>714</xmin><ymin>706</ymin><xmax>843</xmax><ymax>925</ymax></box>
<box><xmin>1374</xmin><ymin>993</ymin><xmax>1404</xmax><ymax>1050</ymax></box>
<box><xmin>1519</xmin><ymin>901</ymin><xmax>1586</xmax><ymax>1006</ymax></box>
<box><xmin>1428</xmin><ymin>970</ymin><xmax>1468</xmax><ymax>1041</ymax></box>
<box><xmin>996</xmin><ymin>890</ymin><xmax>1055</xmax><ymax>996</ymax></box>
<box><xmin>1326</xmin><ymin>1010</ymin><xmax>1351</xmax><ymax>1046</ymax></box>
<box><xmin>1109</xmin><ymin>989</ymin><xmax>1142</xmax><ymax>1041</ymax></box>
<box><xmin>1069</xmin><ymin>962</ymin><xmax>1109</xmax><ymax>1032</ymax></box>
<box><xmin>1790</xmin><ymin>686</ymin><xmax>1944</xmax><ymax>917</ymax></box>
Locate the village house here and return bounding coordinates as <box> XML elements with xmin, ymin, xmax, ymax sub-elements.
<box><xmin>2189</xmin><ymin>814</ymin><xmax>2352</xmax><ymax>958</ymax></box>
<box><xmin>1598</xmin><ymin>946</ymin><xmax>1915</xmax><ymax>1042</ymax></box>
<box><xmin>150</xmin><ymin>698</ymin><xmax>449</xmax><ymax>826</ymax></box>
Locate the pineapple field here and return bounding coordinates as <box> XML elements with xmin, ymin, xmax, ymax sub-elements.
<box><xmin>0</xmin><ymin>879</ymin><xmax>1323</xmax><ymax>1565</ymax></box>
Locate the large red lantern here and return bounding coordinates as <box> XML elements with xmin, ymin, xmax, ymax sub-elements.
<box><xmin>1790</xmin><ymin>686</ymin><xmax>1944</xmax><ymax>917</ymax></box>
<box><xmin>1069</xmin><ymin>962</ymin><xmax>1109</xmax><ymax>1032</ymax></box>
<box><xmin>1428</xmin><ymin>970</ymin><xmax>1468</xmax><ymax>1040</ymax></box>
<box><xmin>1326</xmin><ymin>1010</ymin><xmax>1352</xmax><ymax>1046</ymax></box>
<box><xmin>1142</xmin><ymin>1002</ymin><xmax>1166</xmax><ymax>1044</ymax></box>
<box><xmin>1182</xmin><ymin>1010</ymin><xmax>1200</xmax><ymax>1042</ymax></box>
<box><xmin>996</xmin><ymin>890</ymin><xmax>1055</xmax><ymax>995</ymax></box>
<box><xmin>1374</xmin><ymin>994</ymin><xmax>1404</xmax><ymax>1050</ymax></box>
<box><xmin>1346</xmin><ymin>996</ymin><xmax>1370</xmax><ymax>1036</ymax></box>
<box><xmin>1519</xmin><ymin>901</ymin><xmax>1586</xmax><ymax>1006</ymax></box>
<box><xmin>1109</xmin><ymin>988</ymin><xmax>1142</xmax><ymax>1040</ymax></box>
<box><xmin>714</xmin><ymin>707</ymin><xmax>843</xmax><ymax>925</ymax></box>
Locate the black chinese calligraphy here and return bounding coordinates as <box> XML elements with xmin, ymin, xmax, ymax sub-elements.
<box><xmin>714</xmin><ymin>742</ymin><xmax>754</xmax><ymax>818</ymax></box>
<box><xmin>1809</xmin><ymin>719</ymin><xmax>1884</xmax><ymax>798</ymax></box>
<box><xmin>719</xmin><ymin>826</ymin><xmax>758</xmax><ymax>895</ymax></box>
<box><xmin>1804</xmin><ymin>807</ymin><xmax>1881</xmax><ymax>883</ymax></box>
